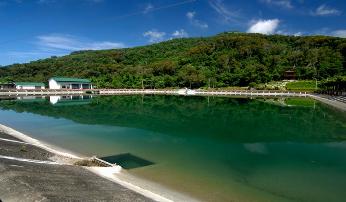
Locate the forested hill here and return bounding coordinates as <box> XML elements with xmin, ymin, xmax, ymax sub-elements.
<box><xmin>1</xmin><ymin>32</ymin><xmax>346</xmax><ymax>88</ymax></box>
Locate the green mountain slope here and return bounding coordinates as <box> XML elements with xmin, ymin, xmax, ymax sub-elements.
<box><xmin>1</xmin><ymin>32</ymin><xmax>345</xmax><ymax>88</ymax></box>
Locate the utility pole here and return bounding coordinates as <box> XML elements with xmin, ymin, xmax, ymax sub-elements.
<box><xmin>142</xmin><ymin>61</ymin><xmax>147</xmax><ymax>90</ymax></box>
<box><xmin>315</xmin><ymin>78</ymin><xmax>317</xmax><ymax>90</ymax></box>
<box><xmin>314</xmin><ymin>66</ymin><xmax>318</xmax><ymax>90</ymax></box>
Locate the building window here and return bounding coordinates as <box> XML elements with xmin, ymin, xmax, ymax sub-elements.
<box><xmin>82</xmin><ymin>84</ymin><xmax>90</xmax><ymax>89</ymax></box>
<box><xmin>62</xmin><ymin>85</ymin><xmax>70</xmax><ymax>89</ymax></box>
<box><xmin>71</xmin><ymin>84</ymin><xmax>79</xmax><ymax>89</ymax></box>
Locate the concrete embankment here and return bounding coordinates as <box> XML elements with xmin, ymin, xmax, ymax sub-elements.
<box><xmin>0</xmin><ymin>124</ymin><xmax>199</xmax><ymax>202</ymax></box>
<box><xmin>0</xmin><ymin>126</ymin><xmax>155</xmax><ymax>202</ymax></box>
<box><xmin>309</xmin><ymin>94</ymin><xmax>346</xmax><ymax>112</ymax></box>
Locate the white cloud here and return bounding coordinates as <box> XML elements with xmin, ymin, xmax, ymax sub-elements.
<box><xmin>261</xmin><ymin>0</ymin><xmax>293</xmax><ymax>9</ymax></box>
<box><xmin>331</xmin><ymin>30</ymin><xmax>346</xmax><ymax>38</ymax></box>
<box><xmin>143</xmin><ymin>3</ymin><xmax>154</xmax><ymax>14</ymax></box>
<box><xmin>4</xmin><ymin>33</ymin><xmax>123</xmax><ymax>65</ymax></box>
<box><xmin>186</xmin><ymin>11</ymin><xmax>195</xmax><ymax>19</ymax></box>
<box><xmin>311</xmin><ymin>28</ymin><xmax>346</xmax><ymax>38</ymax></box>
<box><xmin>186</xmin><ymin>11</ymin><xmax>208</xmax><ymax>29</ymax></box>
<box><xmin>171</xmin><ymin>29</ymin><xmax>189</xmax><ymax>38</ymax></box>
<box><xmin>6</xmin><ymin>51</ymin><xmax>61</xmax><ymax>58</ymax></box>
<box><xmin>37</xmin><ymin>0</ymin><xmax>103</xmax><ymax>4</ymax></box>
<box><xmin>37</xmin><ymin>0</ymin><xmax>55</xmax><ymax>4</ymax></box>
<box><xmin>4</xmin><ymin>50</ymin><xmax>62</xmax><ymax>65</ymax></box>
<box><xmin>13</xmin><ymin>0</ymin><xmax>23</xmax><ymax>3</ymax></box>
<box><xmin>312</xmin><ymin>27</ymin><xmax>330</xmax><ymax>36</ymax></box>
<box><xmin>293</xmin><ymin>32</ymin><xmax>303</xmax><ymax>36</ymax></box>
<box><xmin>37</xmin><ymin>34</ymin><xmax>125</xmax><ymax>51</ymax></box>
<box><xmin>208</xmin><ymin>0</ymin><xmax>242</xmax><ymax>23</ymax></box>
<box><xmin>86</xmin><ymin>41</ymin><xmax>125</xmax><ymax>50</ymax></box>
<box><xmin>276</xmin><ymin>30</ymin><xmax>303</xmax><ymax>36</ymax></box>
<box><xmin>247</xmin><ymin>19</ymin><xmax>280</xmax><ymax>35</ymax></box>
<box><xmin>143</xmin><ymin>30</ymin><xmax>166</xmax><ymax>43</ymax></box>
<box><xmin>87</xmin><ymin>0</ymin><xmax>104</xmax><ymax>3</ymax></box>
<box><xmin>312</xmin><ymin>4</ymin><xmax>341</xmax><ymax>16</ymax></box>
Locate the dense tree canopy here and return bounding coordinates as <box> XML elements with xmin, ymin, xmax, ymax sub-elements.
<box><xmin>1</xmin><ymin>32</ymin><xmax>345</xmax><ymax>88</ymax></box>
<box><xmin>319</xmin><ymin>75</ymin><xmax>346</xmax><ymax>95</ymax></box>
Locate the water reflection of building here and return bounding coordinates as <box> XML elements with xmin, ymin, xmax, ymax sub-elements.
<box><xmin>49</xmin><ymin>95</ymin><xmax>93</xmax><ymax>106</ymax></box>
<box><xmin>16</xmin><ymin>96</ymin><xmax>46</xmax><ymax>102</ymax></box>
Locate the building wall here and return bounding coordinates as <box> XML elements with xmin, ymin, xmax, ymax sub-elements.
<box><xmin>49</xmin><ymin>79</ymin><xmax>92</xmax><ymax>89</ymax></box>
<box><xmin>16</xmin><ymin>85</ymin><xmax>45</xmax><ymax>90</ymax></box>
<box><xmin>49</xmin><ymin>79</ymin><xmax>61</xmax><ymax>89</ymax></box>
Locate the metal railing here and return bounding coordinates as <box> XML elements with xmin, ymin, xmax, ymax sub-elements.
<box><xmin>0</xmin><ymin>88</ymin><xmax>311</xmax><ymax>97</ymax></box>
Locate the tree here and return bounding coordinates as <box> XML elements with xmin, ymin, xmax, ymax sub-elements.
<box><xmin>178</xmin><ymin>64</ymin><xmax>205</xmax><ymax>88</ymax></box>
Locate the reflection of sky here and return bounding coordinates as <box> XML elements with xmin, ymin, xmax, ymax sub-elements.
<box><xmin>244</xmin><ymin>143</ymin><xmax>268</xmax><ymax>154</ymax></box>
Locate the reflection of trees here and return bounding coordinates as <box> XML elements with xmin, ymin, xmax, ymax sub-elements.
<box><xmin>0</xmin><ymin>95</ymin><xmax>345</xmax><ymax>143</ymax></box>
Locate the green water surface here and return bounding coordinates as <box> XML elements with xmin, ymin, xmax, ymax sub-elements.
<box><xmin>0</xmin><ymin>95</ymin><xmax>345</xmax><ymax>202</ymax></box>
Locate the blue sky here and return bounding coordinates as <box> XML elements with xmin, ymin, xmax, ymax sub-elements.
<box><xmin>0</xmin><ymin>0</ymin><xmax>345</xmax><ymax>66</ymax></box>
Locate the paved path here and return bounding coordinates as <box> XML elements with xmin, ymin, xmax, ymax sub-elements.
<box><xmin>0</xmin><ymin>132</ymin><xmax>153</xmax><ymax>202</ymax></box>
<box><xmin>310</xmin><ymin>94</ymin><xmax>346</xmax><ymax>112</ymax></box>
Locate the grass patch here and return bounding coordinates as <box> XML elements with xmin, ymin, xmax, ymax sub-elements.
<box><xmin>286</xmin><ymin>80</ymin><xmax>318</xmax><ymax>91</ymax></box>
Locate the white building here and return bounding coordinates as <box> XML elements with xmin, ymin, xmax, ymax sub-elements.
<box><xmin>49</xmin><ymin>77</ymin><xmax>93</xmax><ymax>90</ymax></box>
<box><xmin>15</xmin><ymin>82</ymin><xmax>45</xmax><ymax>90</ymax></box>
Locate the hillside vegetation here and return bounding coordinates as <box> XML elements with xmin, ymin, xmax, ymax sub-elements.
<box><xmin>0</xmin><ymin>32</ymin><xmax>345</xmax><ymax>88</ymax></box>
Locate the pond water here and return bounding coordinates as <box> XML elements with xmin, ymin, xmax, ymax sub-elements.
<box><xmin>0</xmin><ymin>95</ymin><xmax>345</xmax><ymax>202</ymax></box>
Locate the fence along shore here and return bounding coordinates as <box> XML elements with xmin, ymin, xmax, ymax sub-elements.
<box><xmin>0</xmin><ymin>88</ymin><xmax>310</xmax><ymax>97</ymax></box>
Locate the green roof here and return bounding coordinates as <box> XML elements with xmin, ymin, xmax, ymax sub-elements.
<box><xmin>0</xmin><ymin>82</ymin><xmax>14</xmax><ymax>85</ymax></box>
<box><xmin>53</xmin><ymin>100</ymin><xmax>92</xmax><ymax>106</ymax></box>
<box><xmin>15</xmin><ymin>82</ymin><xmax>45</xmax><ymax>86</ymax></box>
<box><xmin>17</xmin><ymin>98</ymin><xmax>46</xmax><ymax>103</ymax></box>
<box><xmin>50</xmin><ymin>77</ymin><xmax>91</xmax><ymax>83</ymax></box>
